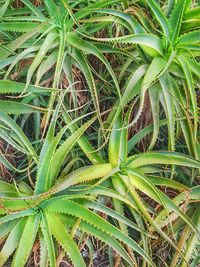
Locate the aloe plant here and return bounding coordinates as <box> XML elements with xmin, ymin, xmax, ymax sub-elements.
<box><xmin>1</xmin><ymin>104</ymin><xmax>200</xmax><ymax>266</ymax></box>
<box><xmin>0</xmin><ymin>104</ymin><xmax>156</xmax><ymax>266</ymax></box>
<box><xmin>85</xmin><ymin>0</ymin><xmax>200</xmax><ymax>157</ymax></box>
<box><xmin>0</xmin><ymin>1</ymin><xmax>200</xmax><ymax>266</ymax></box>
<box><xmin>0</xmin><ymin>0</ymin><xmax>124</xmax><ymax>131</ymax></box>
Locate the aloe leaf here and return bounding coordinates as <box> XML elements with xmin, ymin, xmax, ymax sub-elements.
<box><xmin>0</xmin><ymin>127</ymin><xmax>31</xmax><ymax>155</ymax></box>
<box><xmin>0</xmin><ymin>22</ymin><xmax>43</xmax><ymax>32</ymax></box>
<box><xmin>11</xmin><ymin>214</ymin><xmax>40</xmax><ymax>267</ymax></box>
<box><xmin>0</xmin><ymin>209</ymin><xmax>36</xmax><ymax>224</ymax></box>
<box><xmin>146</xmin><ymin>0</ymin><xmax>172</xmax><ymax>37</ymax></box>
<box><xmin>96</xmin><ymin>9</ymin><xmax>145</xmax><ymax>33</ymax></box>
<box><xmin>0</xmin><ymin>0</ymin><xmax>10</xmax><ymax>17</ymax></box>
<box><xmin>126</xmin><ymin>151</ymin><xmax>200</xmax><ymax>169</ymax></box>
<box><xmin>4</xmin><ymin>46</ymin><xmax>39</xmax><ymax>79</ymax></box>
<box><xmin>53</xmin><ymin>164</ymin><xmax>113</xmax><ymax>193</ymax></box>
<box><xmin>44</xmin><ymin>0</ymin><xmax>59</xmax><ymax>23</ymax></box>
<box><xmin>128</xmin><ymin>57</ymin><xmax>166</xmax><ymax>128</ymax></box>
<box><xmin>21</xmin><ymin>0</ymin><xmax>44</xmax><ymax>18</ymax></box>
<box><xmin>123</xmin><ymin>181</ymin><xmax>188</xmax><ymax>264</ymax></box>
<box><xmin>25</xmin><ymin>31</ymin><xmax>57</xmax><ymax>92</ymax></box>
<box><xmin>0</xmin><ymin>111</ymin><xmax>37</xmax><ymax>161</ymax></box>
<box><xmin>148</xmin><ymin>176</ymin><xmax>188</xmax><ymax>191</ymax></box>
<box><xmin>86</xmin><ymin>33</ymin><xmax>164</xmax><ymax>56</ymax></box>
<box><xmin>70</xmin><ymin>186</ymin><xmax>138</xmax><ymax>212</ymax></box>
<box><xmin>35</xmin><ymin>49</ymin><xmax>58</xmax><ymax>85</ymax></box>
<box><xmin>45</xmin><ymin>200</ymin><xmax>155</xmax><ymax>266</ymax></box>
<box><xmin>78</xmin><ymin>221</ymin><xmax>134</xmax><ymax>266</ymax></box>
<box><xmin>39</xmin><ymin>235</ymin><xmax>48</xmax><ymax>267</ymax></box>
<box><xmin>169</xmin><ymin>0</ymin><xmax>189</xmax><ymax>41</ymax></box>
<box><xmin>178</xmin><ymin>30</ymin><xmax>200</xmax><ymax>44</ymax></box>
<box><xmin>0</xmin><ymin>100</ymin><xmax>46</xmax><ymax>114</ymax></box>
<box><xmin>66</xmin><ymin>32</ymin><xmax>121</xmax><ymax>100</ymax></box>
<box><xmin>126</xmin><ymin>169</ymin><xmax>200</xmax><ymax>238</ymax></box>
<box><xmin>47</xmin><ymin>213</ymin><xmax>86</xmax><ymax>267</ymax></box>
<box><xmin>0</xmin><ymin>180</ymin><xmax>19</xmax><ymax>197</ymax></box>
<box><xmin>44</xmin><ymin>28</ymin><xmax>66</xmax><ymax>131</ymax></box>
<box><xmin>0</xmin><ymin>220</ymin><xmax>18</xmax><ymax>239</ymax></box>
<box><xmin>154</xmin><ymin>186</ymin><xmax>200</xmax><ymax>228</ymax></box>
<box><xmin>62</xmin><ymin>111</ymin><xmax>103</xmax><ymax>164</ymax></box>
<box><xmin>128</xmin><ymin>119</ymin><xmax>168</xmax><ymax>153</ymax></box>
<box><xmin>49</xmin><ymin>116</ymin><xmax>96</xmax><ymax>186</ymax></box>
<box><xmin>70</xmin><ymin>48</ymin><xmax>102</xmax><ymax>126</ymax></box>
<box><xmin>166</xmin><ymin>0</ymin><xmax>175</xmax><ymax>16</ymax></box>
<box><xmin>0</xmin><ymin>23</ymin><xmax>47</xmax><ymax>60</ymax></box>
<box><xmin>180</xmin><ymin>208</ymin><xmax>200</xmax><ymax>267</ymax></box>
<box><xmin>35</xmin><ymin>124</ymin><xmax>68</xmax><ymax>194</ymax></box>
<box><xmin>0</xmin><ymin>218</ymin><xmax>26</xmax><ymax>266</ymax></box>
<box><xmin>68</xmin><ymin>0</ymin><xmax>123</xmax><ymax>31</ymax></box>
<box><xmin>177</xmin><ymin>55</ymin><xmax>198</xmax><ymax>140</ymax></box>
<box><xmin>0</xmin><ymin>80</ymin><xmax>55</xmax><ymax>94</ymax></box>
<box><xmin>83</xmin><ymin>199</ymin><xmax>151</xmax><ymax>236</ymax></box>
<box><xmin>106</xmin><ymin>65</ymin><xmax>146</xmax><ymax>127</ymax></box>
<box><xmin>40</xmin><ymin>213</ymin><xmax>56</xmax><ymax>267</ymax></box>
<box><xmin>109</xmin><ymin>112</ymin><xmax>123</xmax><ymax>167</ymax></box>
<box><xmin>148</xmin><ymin>83</ymin><xmax>161</xmax><ymax>150</ymax></box>
<box><xmin>169</xmin><ymin>76</ymin><xmax>197</xmax><ymax>158</ymax></box>
<box><xmin>0</xmin><ymin>153</ymin><xmax>19</xmax><ymax>173</ymax></box>
<box><xmin>35</xmin><ymin>112</ymin><xmax>96</xmax><ymax>194</ymax></box>
<box><xmin>159</xmin><ymin>74</ymin><xmax>175</xmax><ymax>150</ymax></box>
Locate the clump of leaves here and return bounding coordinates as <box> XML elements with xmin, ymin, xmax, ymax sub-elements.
<box><xmin>87</xmin><ymin>0</ymin><xmax>200</xmax><ymax>157</ymax></box>
<box><xmin>0</xmin><ymin>1</ymin><xmax>200</xmax><ymax>266</ymax></box>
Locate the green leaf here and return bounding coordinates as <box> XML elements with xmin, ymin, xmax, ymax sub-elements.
<box><xmin>177</xmin><ymin>55</ymin><xmax>198</xmax><ymax>139</ymax></box>
<box><xmin>126</xmin><ymin>169</ymin><xmax>200</xmax><ymax>238</ymax></box>
<box><xmin>126</xmin><ymin>151</ymin><xmax>200</xmax><ymax>169</ymax></box>
<box><xmin>0</xmin><ymin>209</ymin><xmax>36</xmax><ymax>224</ymax></box>
<box><xmin>178</xmin><ymin>30</ymin><xmax>200</xmax><ymax>44</ymax></box>
<box><xmin>11</xmin><ymin>214</ymin><xmax>39</xmax><ymax>267</ymax></box>
<box><xmin>25</xmin><ymin>31</ymin><xmax>57</xmax><ymax>92</ymax></box>
<box><xmin>0</xmin><ymin>111</ymin><xmax>37</xmax><ymax>161</ymax></box>
<box><xmin>62</xmin><ymin>111</ymin><xmax>103</xmax><ymax>164</ymax></box>
<box><xmin>53</xmin><ymin>164</ymin><xmax>113</xmax><ymax>193</ymax></box>
<box><xmin>0</xmin><ymin>218</ymin><xmax>26</xmax><ymax>266</ymax></box>
<box><xmin>0</xmin><ymin>23</ymin><xmax>47</xmax><ymax>60</ymax></box>
<box><xmin>47</xmin><ymin>213</ymin><xmax>86</xmax><ymax>267</ymax></box>
<box><xmin>66</xmin><ymin>32</ymin><xmax>121</xmax><ymax>100</ymax></box>
<box><xmin>128</xmin><ymin>57</ymin><xmax>166</xmax><ymax>128</ymax></box>
<box><xmin>159</xmin><ymin>74</ymin><xmax>175</xmax><ymax>150</ymax></box>
<box><xmin>148</xmin><ymin>176</ymin><xmax>188</xmax><ymax>191</ymax></box>
<box><xmin>0</xmin><ymin>80</ymin><xmax>55</xmax><ymax>94</ymax></box>
<box><xmin>78</xmin><ymin>221</ymin><xmax>134</xmax><ymax>266</ymax></box>
<box><xmin>169</xmin><ymin>0</ymin><xmax>189</xmax><ymax>41</ymax></box>
<box><xmin>70</xmin><ymin>48</ymin><xmax>102</xmax><ymax>126</ymax></box>
<box><xmin>146</xmin><ymin>0</ymin><xmax>172</xmax><ymax>37</ymax></box>
<box><xmin>86</xmin><ymin>33</ymin><xmax>164</xmax><ymax>56</ymax></box>
<box><xmin>40</xmin><ymin>213</ymin><xmax>56</xmax><ymax>267</ymax></box>
<box><xmin>0</xmin><ymin>22</ymin><xmax>43</xmax><ymax>32</ymax></box>
<box><xmin>20</xmin><ymin>0</ymin><xmax>44</xmax><ymax>18</ymax></box>
<box><xmin>180</xmin><ymin>208</ymin><xmax>200</xmax><ymax>266</ymax></box>
<box><xmin>128</xmin><ymin>119</ymin><xmax>168</xmax><ymax>153</ymax></box>
<box><xmin>82</xmin><ymin>199</ymin><xmax>151</xmax><ymax>236</ymax></box>
<box><xmin>96</xmin><ymin>9</ymin><xmax>145</xmax><ymax>33</ymax></box>
<box><xmin>0</xmin><ymin>180</ymin><xmax>19</xmax><ymax>197</ymax></box>
<box><xmin>45</xmin><ymin>200</ymin><xmax>155</xmax><ymax>266</ymax></box>
<box><xmin>109</xmin><ymin>112</ymin><xmax>123</xmax><ymax>167</ymax></box>
<box><xmin>0</xmin><ymin>0</ymin><xmax>10</xmax><ymax>17</ymax></box>
<box><xmin>0</xmin><ymin>220</ymin><xmax>18</xmax><ymax>240</ymax></box>
<box><xmin>148</xmin><ymin>83</ymin><xmax>161</xmax><ymax>150</ymax></box>
<box><xmin>50</xmin><ymin>117</ymin><xmax>96</xmax><ymax>186</ymax></box>
<box><xmin>169</xmin><ymin>76</ymin><xmax>197</xmax><ymax>158</ymax></box>
<box><xmin>0</xmin><ymin>100</ymin><xmax>46</xmax><ymax>114</ymax></box>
